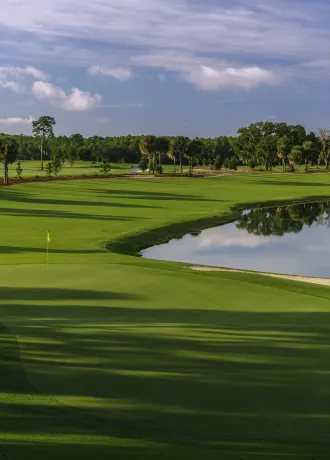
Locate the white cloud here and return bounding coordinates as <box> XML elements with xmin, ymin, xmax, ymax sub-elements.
<box><xmin>1</xmin><ymin>0</ymin><xmax>330</xmax><ymax>89</ymax></box>
<box><xmin>89</xmin><ymin>65</ymin><xmax>133</xmax><ymax>81</ymax></box>
<box><xmin>0</xmin><ymin>65</ymin><xmax>47</xmax><ymax>93</ymax></box>
<box><xmin>0</xmin><ymin>65</ymin><xmax>47</xmax><ymax>81</ymax></box>
<box><xmin>187</xmin><ymin>65</ymin><xmax>280</xmax><ymax>91</ymax></box>
<box><xmin>0</xmin><ymin>80</ymin><xmax>24</xmax><ymax>93</ymax></box>
<box><xmin>24</xmin><ymin>65</ymin><xmax>47</xmax><ymax>80</ymax></box>
<box><xmin>32</xmin><ymin>81</ymin><xmax>102</xmax><ymax>111</ymax></box>
<box><xmin>0</xmin><ymin>116</ymin><xmax>35</xmax><ymax>126</ymax></box>
<box><xmin>1</xmin><ymin>0</ymin><xmax>329</xmax><ymax>58</ymax></box>
<box><xmin>134</xmin><ymin>52</ymin><xmax>283</xmax><ymax>90</ymax></box>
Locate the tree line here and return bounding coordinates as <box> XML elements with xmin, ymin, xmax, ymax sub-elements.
<box><xmin>0</xmin><ymin>117</ymin><xmax>330</xmax><ymax>184</ymax></box>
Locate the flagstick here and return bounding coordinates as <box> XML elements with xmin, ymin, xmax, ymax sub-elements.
<box><xmin>46</xmin><ymin>238</ymin><xmax>49</xmax><ymax>271</ymax></box>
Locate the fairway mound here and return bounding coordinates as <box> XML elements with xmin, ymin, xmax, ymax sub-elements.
<box><xmin>190</xmin><ymin>266</ymin><xmax>330</xmax><ymax>286</ymax></box>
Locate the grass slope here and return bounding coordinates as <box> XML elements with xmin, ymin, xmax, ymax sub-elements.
<box><xmin>1</xmin><ymin>173</ymin><xmax>330</xmax><ymax>459</ymax></box>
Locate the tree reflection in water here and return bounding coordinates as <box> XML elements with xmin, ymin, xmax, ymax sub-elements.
<box><xmin>236</xmin><ymin>201</ymin><xmax>330</xmax><ymax>237</ymax></box>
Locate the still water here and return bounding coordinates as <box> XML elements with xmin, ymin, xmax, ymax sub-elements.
<box><xmin>142</xmin><ymin>201</ymin><xmax>330</xmax><ymax>278</ymax></box>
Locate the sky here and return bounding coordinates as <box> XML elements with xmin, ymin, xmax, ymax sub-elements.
<box><xmin>1</xmin><ymin>0</ymin><xmax>330</xmax><ymax>137</ymax></box>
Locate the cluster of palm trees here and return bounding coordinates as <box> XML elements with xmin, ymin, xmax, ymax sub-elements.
<box><xmin>139</xmin><ymin>136</ymin><xmax>204</xmax><ymax>175</ymax></box>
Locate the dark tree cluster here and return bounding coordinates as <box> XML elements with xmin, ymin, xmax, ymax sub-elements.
<box><xmin>232</xmin><ymin>121</ymin><xmax>324</xmax><ymax>172</ymax></box>
<box><xmin>0</xmin><ymin>117</ymin><xmax>329</xmax><ymax>183</ymax></box>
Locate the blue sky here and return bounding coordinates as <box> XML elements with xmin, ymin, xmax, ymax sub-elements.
<box><xmin>1</xmin><ymin>0</ymin><xmax>330</xmax><ymax>137</ymax></box>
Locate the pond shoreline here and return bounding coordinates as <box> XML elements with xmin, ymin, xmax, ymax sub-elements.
<box><xmin>190</xmin><ymin>266</ymin><xmax>330</xmax><ymax>286</ymax></box>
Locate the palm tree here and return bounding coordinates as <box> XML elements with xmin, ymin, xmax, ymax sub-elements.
<box><xmin>277</xmin><ymin>137</ymin><xmax>290</xmax><ymax>172</ymax></box>
<box><xmin>186</xmin><ymin>139</ymin><xmax>204</xmax><ymax>176</ymax></box>
<box><xmin>169</xmin><ymin>137</ymin><xmax>189</xmax><ymax>175</ymax></box>
<box><xmin>153</xmin><ymin>136</ymin><xmax>169</xmax><ymax>174</ymax></box>
<box><xmin>289</xmin><ymin>145</ymin><xmax>302</xmax><ymax>172</ymax></box>
<box><xmin>139</xmin><ymin>135</ymin><xmax>156</xmax><ymax>174</ymax></box>
<box><xmin>302</xmin><ymin>141</ymin><xmax>313</xmax><ymax>173</ymax></box>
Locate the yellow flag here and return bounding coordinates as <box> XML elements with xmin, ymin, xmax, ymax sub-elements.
<box><xmin>47</xmin><ymin>230</ymin><xmax>51</xmax><ymax>243</ymax></box>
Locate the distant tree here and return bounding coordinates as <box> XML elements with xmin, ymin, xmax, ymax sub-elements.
<box><xmin>45</xmin><ymin>162</ymin><xmax>53</xmax><ymax>179</ymax></box>
<box><xmin>169</xmin><ymin>136</ymin><xmax>189</xmax><ymax>175</ymax></box>
<box><xmin>32</xmin><ymin>116</ymin><xmax>56</xmax><ymax>171</ymax></box>
<box><xmin>277</xmin><ymin>137</ymin><xmax>290</xmax><ymax>172</ymax></box>
<box><xmin>318</xmin><ymin>129</ymin><xmax>330</xmax><ymax>169</ymax></box>
<box><xmin>289</xmin><ymin>145</ymin><xmax>303</xmax><ymax>172</ymax></box>
<box><xmin>248</xmin><ymin>158</ymin><xmax>256</xmax><ymax>170</ymax></box>
<box><xmin>228</xmin><ymin>158</ymin><xmax>238</xmax><ymax>170</ymax></box>
<box><xmin>305</xmin><ymin>131</ymin><xmax>321</xmax><ymax>165</ymax></box>
<box><xmin>16</xmin><ymin>160</ymin><xmax>23</xmax><ymax>179</ymax></box>
<box><xmin>154</xmin><ymin>136</ymin><xmax>169</xmax><ymax>173</ymax></box>
<box><xmin>68</xmin><ymin>133</ymin><xmax>84</xmax><ymax>166</ymax></box>
<box><xmin>0</xmin><ymin>136</ymin><xmax>18</xmax><ymax>184</ymax></box>
<box><xmin>223</xmin><ymin>158</ymin><xmax>229</xmax><ymax>169</ymax></box>
<box><xmin>214</xmin><ymin>155</ymin><xmax>222</xmax><ymax>170</ymax></box>
<box><xmin>155</xmin><ymin>164</ymin><xmax>163</xmax><ymax>175</ymax></box>
<box><xmin>186</xmin><ymin>139</ymin><xmax>204</xmax><ymax>175</ymax></box>
<box><xmin>302</xmin><ymin>141</ymin><xmax>314</xmax><ymax>173</ymax></box>
<box><xmin>99</xmin><ymin>160</ymin><xmax>111</xmax><ymax>175</ymax></box>
<box><xmin>139</xmin><ymin>135</ymin><xmax>156</xmax><ymax>174</ymax></box>
<box><xmin>52</xmin><ymin>154</ymin><xmax>64</xmax><ymax>176</ymax></box>
<box><xmin>255</xmin><ymin>135</ymin><xmax>277</xmax><ymax>170</ymax></box>
<box><xmin>214</xmin><ymin>137</ymin><xmax>235</xmax><ymax>164</ymax></box>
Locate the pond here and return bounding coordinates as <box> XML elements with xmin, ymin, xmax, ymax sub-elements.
<box><xmin>141</xmin><ymin>201</ymin><xmax>330</xmax><ymax>278</ymax></box>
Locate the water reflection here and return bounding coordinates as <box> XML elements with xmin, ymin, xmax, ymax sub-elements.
<box><xmin>142</xmin><ymin>201</ymin><xmax>330</xmax><ymax>277</ymax></box>
<box><xmin>236</xmin><ymin>202</ymin><xmax>330</xmax><ymax>237</ymax></box>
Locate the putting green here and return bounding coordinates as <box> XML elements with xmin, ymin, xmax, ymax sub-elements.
<box><xmin>1</xmin><ymin>174</ymin><xmax>330</xmax><ymax>459</ymax></box>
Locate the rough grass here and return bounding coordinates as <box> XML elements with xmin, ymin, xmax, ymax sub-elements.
<box><xmin>1</xmin><ymin>173</ymin><xmax>330</xmax><ymax>459</ymax></box>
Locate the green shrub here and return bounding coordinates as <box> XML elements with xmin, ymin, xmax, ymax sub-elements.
<box><xmin>214</xmin><ymin>155</ymin><xmax>222</xmax><ymax>170</ymax></box>
<box><xmin>52</xmin><ymin>157</ymin><xmax>63</xmax><ymax>176</ymax></box>
<box><xmin>16</xmin><ymin>161</ymin><xmax>23</xmax><ymax>179</ymax></box>
<box><xmin>228</xmin><ymin>158</ymin><xmax>238</xmax><ymax>170</ymax></box>
<box><xmin>139</xmin><ymin>156</ymin><xmax>148</xmax><ymax>173</ymax></box>
<box><xmin>248</xmin><ymin>158</ymin><xmax>257</xmax><ymax>170</ymax></box>
<box><xmin>155</xmin><ymin>165</ymin><xmax>163</xmax><ymax>175</ymax></box>
<box><xmin>223</xmin><ymin>158</ymin><xmax>229</xmax><ymax>169</ymax></box>
<box><xmin>99</xmin><ymin>160</ymin><xmax>111</xmax><ymax>175</ymax></box>
<box><xmin>45</xmin><ymin>162</ymin><xmax>53</xmax><ymax>179</ymax></box>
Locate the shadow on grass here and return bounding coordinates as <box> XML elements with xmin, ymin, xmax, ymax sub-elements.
<box><xmin>89</xmin><ymin>188</ymin><xmax>222</xmax><ymax>203</ymax></box>
<box><xmin>0</xmin><ymin>246</ymin><xmax>105</xmax><ymax>255</ymax></box>
<box><xmin>0</xmin><ymin>189</ymin><xmax>158</xmax><ymax>209</ymax></box>
<box><xmin>252</xmin><ymin>180</ymin><xmax>330</xmax><ymax>187</ymax></box>
<box><xmin>2</xmin><ymin>287</ymin><xmax>330</xmax><ymax>458</ymax></box>
<box><xmin>0</xmin><ymin>207</ymin><xmax>140</xmax><ymax>221</ymax></box>
<box><xmin>0</xmin><ymin>287</ymin><xmax>142</xmax><ymax>302</ymax></box>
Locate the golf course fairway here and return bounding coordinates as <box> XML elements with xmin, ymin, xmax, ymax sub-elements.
<box><xmin>1</xmin><ymin>173</ymin><xmax>330</xmax><ymax>459</ymax></box>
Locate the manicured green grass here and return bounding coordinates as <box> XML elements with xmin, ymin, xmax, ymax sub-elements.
<box><xmin>1</xmin><ymin>173</ymin><xmax>330</xmax><ymax>459</ymax></box>
<box><xmin>9</xmin><ymin>160</ymin><xmax>139</xmax><ymax>179</ymax></box>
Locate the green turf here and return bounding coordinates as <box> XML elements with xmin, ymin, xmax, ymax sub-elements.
<box><xmin>8</xmin><ymin>160</ymin><xmax>140</xmax><ymax>179</ymax></box>
<box><xmin>8</xmin><ymin>160</ymin><xmax>180</xmax><ymax>180</ymax></box>
<box><xmin>1</xmin><ymin>173</ymin><xmax>330</xmax><ymax>459</ymax></box>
